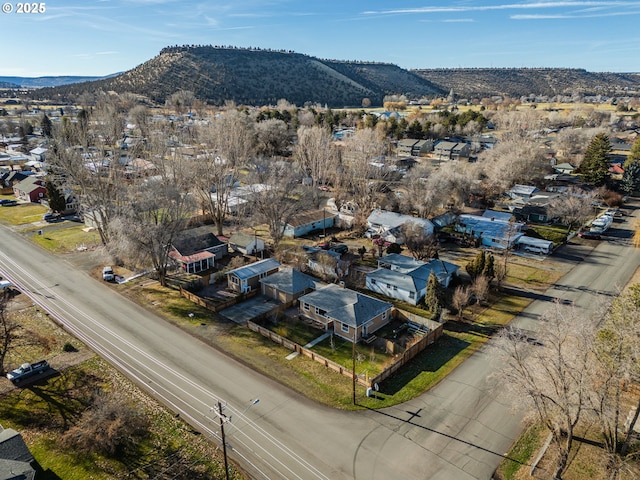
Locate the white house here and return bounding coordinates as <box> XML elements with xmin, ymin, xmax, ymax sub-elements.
<box><xmin>228</xmin><ymin>232</ymin><xmax>265</xmax><ymax>256</ymax></box>
<box><xmin>366</xmin><ymin>254</ymin><xmax>459</xmax><ymax>305</ymax></box>
<box><xmin>366</xmin><ymin>209</ymin><xmax>434</xmax><ymax>244</ymax></box>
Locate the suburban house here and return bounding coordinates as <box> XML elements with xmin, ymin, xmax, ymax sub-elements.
<box><xmin>455</xmin><ymin>214</ymin><xmax>524</xmax><ymax>249</ymax></box>
<box><xmin>553</xmin><ymin>162</ymin><xmax>576</xmax><ymax>174</ymax></box>
<box><xmin>226</xmin><ymin>258</ymin><xmax>281</xmax><ymax>293</ymax></box>
<box><xmin>228</xmin><ymin>232</ymin><xmax>265</xmax><ymax>256</ymax></box>
<box><xmin>0</xmin><ymin>427</ymin><xmax>36</xmax><ymax>480</ymax></box>
<box><xmin>42</xmin><ymin>190</ymin><xmax>79</xmax><ymax>215</ymax></box>
<box><xmin>366</xmin><ymin>209</ymin><xmax>434</xmax><ymax>244</ymax></box>
<box><xmin>366</xmin><ymin>254</ymin><xmax>459</xmax><ymax>305</ymax></box>
<box><xmin>511</xmin><ymin>192</ymin><xmax>562</xmax><ymax>223</ymax></box>
<box><xmin>169</xmin><ymin>226</ymin><xmax>228</xmax><ymax>274</ymax></box>
<box><xmin>283</xmin><ymin>210</ymin><xmax>336</xmax><ymax>238</ymax></box>
<box><xmin>298</xmin><ymin>284</ymin><xmax>393</xmax><ymax>343</ymax></box>
<box><xmin>507</xmin><ymin>184</ymin><xmax>539</xmax><ymax>201</ymax></box>
<box><xmin>12</xmin><ymin>177</ymin><xmax>46</xmax><ymax>202</ymax></box>
<box><xmin>260</xmin><ymin>268</ymin><xmax>318</xmax><ymax>303</ymax></box>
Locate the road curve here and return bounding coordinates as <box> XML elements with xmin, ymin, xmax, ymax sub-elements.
<box><xmin>1</xmin><ymin>205</ymin><xmax>639</xmax><ymax>479</ymax></box>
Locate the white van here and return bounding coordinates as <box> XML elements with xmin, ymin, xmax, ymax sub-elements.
<box><xmin>0</xmin><ymin>279</ymin><xmax>12</xmax><ymax>292</ymax></box>
<box><xmin>523</xmin><ymin>244</ymin><xmax>549</xmax><ymax>255</ymax></box>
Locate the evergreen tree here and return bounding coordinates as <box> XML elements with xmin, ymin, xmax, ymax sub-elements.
<box><xmin>580</xmin><ymin>133</ymin><xmax>611</xmax><ymax>186</ymax></box>
<box><xmin>465</xmin><ymin>250</ymin><xmax>486</xmax><ymax>279</ymax></box>
<box><xmin>623</xmin><ymin>137</ymin><xmax>640</xmax><ymax>169</ymax></box>
<box><xmin>483</xmin><ymin>254</ymin><xmax>495</xmax><ymax>282</ymax></box>
<box><xmin>424</xmin><ymin>272</ymin><xmax>444</xmax><ymax>315</ymax></box>
<box><xmin>40</xmin><ymin>114</ymin><xmax>52</xmax><ymax>137</ymax></box>
<box><xmin>621</xmin><ymin>161</ymin><xmax>640</xmax><ymax>195</ymax></box>
<box><xmin>45</xmin><ymin>177</ymin><xmax>66</xmax><ymax>213</ymax></box>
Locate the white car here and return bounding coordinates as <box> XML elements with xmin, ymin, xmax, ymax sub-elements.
<box><xmin>0</xmin><ymin>279</ymin><xmax>12</xmax><ymax>292</ymax></box>
<box><xmin>102</xmin><ymin>266</ymin><xmax>115</xmax><ymax>282</ymax></box>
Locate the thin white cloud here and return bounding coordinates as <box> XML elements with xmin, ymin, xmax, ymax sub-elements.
<box><xmin>363</xmin><ymin>2</ymin><xmax>640</xmax><ymax>15</ymax></box>
<box><xmin>513</xmin><ymin>9</ymin><xmax>640</xmax><ymax>18</ymax></box>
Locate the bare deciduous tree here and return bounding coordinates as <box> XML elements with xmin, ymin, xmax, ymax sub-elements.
<box><xmin>294</xmin><ymin>125</ymin><xmax>336</xmax><ymax>207</ymax></box>
<box><xmin>452</xmin><ymin>285</ymin><xmax>471</xmax><ymax>320</ymax></box>
<box><xmin>548</xmin><ymin>187</ymin><xmax>597</xmax><ymax>233</ymax></box>
<box><xmin>191</xmin><ymin>110</ymin><xmax>256</xmax><ymax>236</ymax></box>
<box><xmin>401</xmin><ymin>221</ymin><xmax>437</xmax><ymax>260</ymax></box>
<box><xmin>111</xmin><ymin>155</ymin><xmax>195</xmax><ymax>286</ymax></box>
<box><xmin>470</xmin><ymin>274</ymin><xmax>489</xmax><ymax>305</ymax></box>
<box><xmin>0</xmin><ymin>291</ymin><xmax>19</xmax><ymax>375</ymax></box>
<box><xmin>493</xmin><ymin>303</ymin><xmax>593</xmax><ymax>479</ymax></box>
<box><xmin>256</xmin><ymin>118</ymin><xmax>290</xmax><ymax>158</ymax></box>
<box><xmin>248</xmin><ymin>163</ymin><xmax>312</xmax><ymax>246</ymax></box>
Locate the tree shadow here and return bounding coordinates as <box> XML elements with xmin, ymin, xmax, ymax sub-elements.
<box><xmin>378</xmin><ymin>333</ymin><xmax>471</xmax><ymax>395</ymax></box>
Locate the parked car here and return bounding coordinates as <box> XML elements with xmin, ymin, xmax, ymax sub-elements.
<box><xmin>329</xmin><ymin>244</ymin><xmax>348</xmax><ymax>255</ymax></box>
<box><xmin>0</xmin><ymin>200</ymin><xmax>17</xmax><ymax>207</ymax></box>
<box><xmin>0</xmin><ymin>279</ymin><xmax>12</xmax><ymax>292</ymax></box>
<box><xmin>43</xmin><ymin>212</ymin><xmax>62</xmax><ymax>222</ymax></box>
<box><xmin>578</xmin><ymin>231</ymin><xmax>602</xmax><ymax>240</ymax></box>
<box><xmin>102</xmin><ymin>266</ymin><xmax>115</xmax><ymax>282</ymax></box>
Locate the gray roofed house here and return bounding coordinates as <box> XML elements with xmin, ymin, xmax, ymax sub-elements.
<box><xmin>366</xmin><ymin>209</ymin><xmax>434</xmax><ymax>244</ymax></box>
<box><xmin>508</xmin><ymin>184</ymin><xmax>539</xmax><ymax>200</ymax></box>
<box><xmin>0</xmin><ymin>428</ymin><xmax>36</xmax><ymax>480</ymax></box>
<box><xmin>368</xmin><ymin>254</ymin><xmax>459</xmax><ymax>304</ymax></box>
<box><xmin>260</xmin><ymin>268</ymin><xmax>318</xmax><ymax>303</ymax></box>
<box><xmin>298</xmin><ymin>284</ymin><xmax>393</xmax><ymax>343</ymax></box>
<box><xmin>228</xmin><ymin>232</ymin><xmax>265</xmax><ymax>256</ymax></box>
<box><xmin>169</xmin><ymin>225</ymin><xmax>228</xmax><ymax>274</ymax></box>
<box><xmin>227</xmin><ymin>258</ymin><xmax>281</xmax><ymax>293</ymax></box>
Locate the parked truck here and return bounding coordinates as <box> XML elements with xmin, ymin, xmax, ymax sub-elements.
<box><xmin>6</xmin><ymin>360</ymin><xmax>50</xmax><ymax>384</ymax></box>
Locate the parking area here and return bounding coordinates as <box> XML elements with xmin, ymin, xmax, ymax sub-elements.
<box><xmin>218</xmin><ymin>294</ymin><xmax>281</xmax><ymax>324</ymax></box>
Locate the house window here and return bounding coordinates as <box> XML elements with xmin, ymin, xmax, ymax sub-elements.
<box><xmin>409</xmin><ymin>292</ymin><xmax>415</xmax><ymax>299</ymax></box>
<box><xmin>303</xmin><ymin>303</ymin><xmax>310</xmax><ymax>312</ymax></box>
<box><xmin>393</xmin><ymin>285</ymin><xmax>398</xmax><ymax>291</ymax></box>
<box><xmin>386</xmin><ymin>283</ymin><xmax>392</xmax><ymax>289</ymax></box>
<box><xmin>231</xmin><ymin>276</ymin><xmax>239</xmax><ymax>285</ymax></box>
<box><xmin>382</xmin><ymin>310</ymin><xmax>388</xmax><ymax>320</ymax></box>
<box><xmin>341</xmin><ymin>324</ymin><xmax>350</xmax><ymax>333</ymax></box>
<box><xmin>371</xmin><ymin>279</ymin><xmax>376</xmax><ymax>285</ymax></box>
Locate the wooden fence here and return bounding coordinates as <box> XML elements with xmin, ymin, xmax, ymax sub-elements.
<box><xmin>247</xmin><ymin>311</ymin><xmax>445</xmax><ymax>389</ymax></box>
<box><xmin>247</xmin><ymin>321</ymin><xmax>370</xmax><ymax>387</ymax></box>
<box><xmin>179</xmin><ymin>287</ymin><xmax>258</xmax><ymax>313</ymax></box>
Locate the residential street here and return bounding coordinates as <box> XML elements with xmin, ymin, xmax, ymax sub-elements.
<box><xmin>0</xmin><ymin>202</ymin><xmax>639</xmax><ymax>480</ymax></box>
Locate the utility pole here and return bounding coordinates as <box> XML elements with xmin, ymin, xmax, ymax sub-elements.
<box><xmin>352</xmin><ymin>331</ymin><xmax>356</xmax><ymax>405</ymax></box>
<box><xmin>217</xmin><ymin>401</ymin><xmax>230</xmax><ymax>480</ymax></box>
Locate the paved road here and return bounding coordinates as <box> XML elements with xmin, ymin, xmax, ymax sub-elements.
<box><xmin>1</xmin><ymin>203</ymin><xmax>638</xmax><ymax>480</ymax></box>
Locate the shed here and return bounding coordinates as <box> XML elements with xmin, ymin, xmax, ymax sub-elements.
<box><xmin>229</xmin><ymin>232</ymin><xmax>265</xmax><ymax>256</ymax></box>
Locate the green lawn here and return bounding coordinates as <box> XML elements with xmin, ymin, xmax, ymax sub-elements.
<box><xmin>31</xmin><ymin>224</ymin><xmax>102</xmax><ymax>253</ymax></box>
<box><xmin>0</xmin><ymin>202</ymin><xmax>48</xmax><ymax>225</ymax></box>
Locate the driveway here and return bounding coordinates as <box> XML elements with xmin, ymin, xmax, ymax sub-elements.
<box><xmin>218</xmin><ymin>294</ymin><xmax>281</xmax><ymax>323</ymax></box>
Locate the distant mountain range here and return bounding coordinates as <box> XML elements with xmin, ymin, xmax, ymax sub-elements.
<box><xmin>0</xmin><ymin>75</ymin><xmax>117</xmax><ymax>89</ymax></box>
<box><xmin>14</xmin><ymin>46</ymin><xmax>640</xmax><ymax>107</ymax></box>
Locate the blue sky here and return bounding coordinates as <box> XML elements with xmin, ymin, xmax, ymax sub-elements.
<box><xmin>1</xmin><ymin>1</ymin><xmax>639</xmax><ymax>77</ymax></box>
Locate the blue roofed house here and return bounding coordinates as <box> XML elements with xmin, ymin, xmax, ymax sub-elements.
<box><xmin>366</xmin><ymin>254</ymin><xmax>460</xmax><ymax>305</ymax></box>
<box><xmin>298</xmin><ymin>284</ymin><xmax>393</xmax><ymax>343</ymax></box>
<box><xmin>227</xmin><ymin>258</ymin><xmax>281</xmax><ymax>293</ymax></box>
<box><xmin>366</xmin><ymin>209</ymin><xmax>434</xmax><ymax>244</ymax></box>
<box><xmin>455</xmin><ymin>214</ymin><xmax>524</xmax><ymax>249</ymax></box>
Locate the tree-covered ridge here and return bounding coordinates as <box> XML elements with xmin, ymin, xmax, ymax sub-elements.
<box><xmin>30</xmin><ymin>46</ymin><xmax>444</xmax><ymax>107</ymax></box>
<box><xmin>413</xmin><ymin>67</ymin><xmax>640</xmax><ymax>98</ymax></box>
